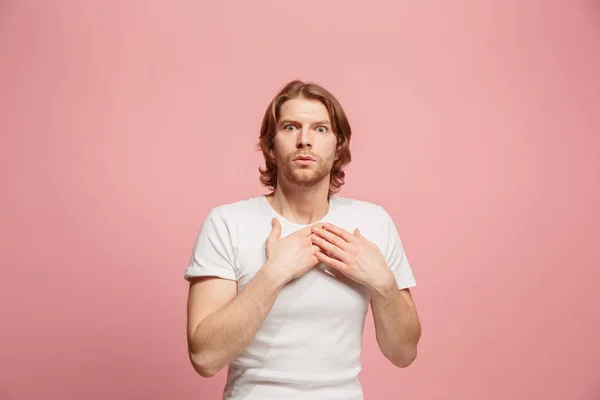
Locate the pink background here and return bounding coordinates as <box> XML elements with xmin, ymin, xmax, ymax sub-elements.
<box><xmin>1</xmin><ymin>1</ymin><xmax>599</xmax><ymax>399</ymax></box>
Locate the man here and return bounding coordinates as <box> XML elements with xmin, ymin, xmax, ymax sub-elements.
<box><xmin>184</xmin><ymin>80</ymin><xmax>421</xmax><ymax>399</ymax></box>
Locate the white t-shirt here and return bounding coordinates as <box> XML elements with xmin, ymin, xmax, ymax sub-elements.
<box><xmin>185</xmin><ymin>195</ymin><xmax>417</xmax><ymax>400</ymax></box>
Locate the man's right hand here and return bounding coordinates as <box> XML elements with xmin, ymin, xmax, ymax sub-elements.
<box><xmin>264</xmin><ymin>218</ymin><xmax>323</xmax><ymax>284</ymax></box>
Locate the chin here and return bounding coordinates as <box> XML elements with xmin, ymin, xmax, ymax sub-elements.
<box><xmin>280</xmin><ymin>161</ymin><xmax>331</xmax><ymax>187</ymax></box>
<box><xmin>290</xmin><ymin>173</ymin><xmax>329</xmax><ymax>188</ymax></box>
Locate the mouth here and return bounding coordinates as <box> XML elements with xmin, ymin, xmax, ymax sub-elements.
<box><xmin>293</xmin><ymin>157</ymin><xmax>316</xmax><ymax>166</ymax></box>
<box><xmin>293</xmin><ymin>156</ymin><xmax>316</xmax><ymax>162</ymax></box>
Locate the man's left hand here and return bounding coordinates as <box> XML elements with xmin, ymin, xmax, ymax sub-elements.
<box><xmin>310</xmin><ymin>223</ymin><xmax>396</xmax><ymax>293</ymax></box>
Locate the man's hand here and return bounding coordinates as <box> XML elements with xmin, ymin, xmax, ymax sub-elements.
<box><xmin>263</xmin><ymin>218</ymin><xmax>324</xmax><ymax>285</ymax></box>
<box><xmin>310</xmin><ymin>223</ymin><xmax>396</xmax><ymax>294</ymax></box>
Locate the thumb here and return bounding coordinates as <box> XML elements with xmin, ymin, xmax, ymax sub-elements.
<box><xmin>354</xmin><ymin>228</ymin><xmax>374</xmax><ymax>247</ymax></box>
<box><xmin>267</xmin><ymin>218</ymin><xmax>282</xmax><ymax>242</ymax></box>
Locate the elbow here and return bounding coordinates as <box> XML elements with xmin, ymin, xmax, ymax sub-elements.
<box><xmin>189</xmin><ymin>351</ymin><xmax>220</xmax><ymax>378</ymax></box>
<box><xmin>390</xmin><ymin>347</ymin><xmax>418</xmax><ymax>368</ymax></box>
<box><xmin>195</xmin><ymin>364</ymin><xmax>218</xmax><ymax>379</ymax></box>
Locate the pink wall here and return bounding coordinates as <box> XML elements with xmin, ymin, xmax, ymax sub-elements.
<box><xmin>1</xmin><ymin>1</ymin><xmax>599</xmax><ymax>399</ymax></box>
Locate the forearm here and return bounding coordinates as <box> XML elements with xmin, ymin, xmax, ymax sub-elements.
<box><xmin>370</xmin><ymin>284</ymin><xmax>421</xmax><ymax>367</ymax></box>
<box><xmin>189</xmin><ymin>266</ymin><xmax>285</xmax><ymax>377</ymax></box>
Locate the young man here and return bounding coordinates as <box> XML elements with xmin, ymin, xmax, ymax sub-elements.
<box><xmin>184</xmin><ymin>80</ymin><xmax>421</xmax><ymax>399</ymax></box>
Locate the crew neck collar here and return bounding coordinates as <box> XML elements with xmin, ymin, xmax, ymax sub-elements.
<box><xmin>260</xmin><ymin>195</ymin><xmax>336</xmax><ymax>228</ymax></box>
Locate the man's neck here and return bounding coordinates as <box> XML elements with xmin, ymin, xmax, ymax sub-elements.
<box><xmin>266</xmin><ymin>180</ymin><xmax>330</xmax><ymax>225</ymax></box>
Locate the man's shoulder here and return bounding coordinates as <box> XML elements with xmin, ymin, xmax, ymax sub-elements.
<box><xmin>208</xmin><ymin>195</ymin><xmax>266</xmax><ymax>220</ymax></box>
<box><xmin>331</xmin><ymin>195</ymin><xmax>388</xmax><ymax>217</ymax></box>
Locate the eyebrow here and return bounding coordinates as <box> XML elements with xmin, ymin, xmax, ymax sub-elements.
<box><xmin>279</xmin><ymin>119</ymin><xmax>331</xmax><ymax>126</ymax></box>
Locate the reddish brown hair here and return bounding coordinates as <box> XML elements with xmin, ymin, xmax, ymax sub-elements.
<box><xmin>257</xmin><ymin>80</ymin><xmax>352</xmax><ymax>196</ymax></box>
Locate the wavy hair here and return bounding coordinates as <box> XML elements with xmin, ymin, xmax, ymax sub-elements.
<box><xmin>257</xmin><ymin>80</ymin><xmax>352</xmax><ymax>196</ymax></box>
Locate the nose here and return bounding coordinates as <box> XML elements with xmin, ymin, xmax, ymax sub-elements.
<box><xmin>296</xmin><ymin>127</ymin><xmax>312</xmax><ymax>149</ymax></box>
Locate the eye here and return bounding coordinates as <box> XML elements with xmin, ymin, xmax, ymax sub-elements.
<box><xmin>283</xmin><ymin>124</ymin><xmax>297</xmax><ymax>131</ymax></box>
<box><xmin>316</xmin><ymin>126</ymin><xmax>328</xmax><ymax>133</ymax></box>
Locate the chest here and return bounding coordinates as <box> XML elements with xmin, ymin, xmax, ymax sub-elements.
<box><xmin>233</xmin><ymin>222</ymin><xmax>376</xmax><ymax>322</ymax></box>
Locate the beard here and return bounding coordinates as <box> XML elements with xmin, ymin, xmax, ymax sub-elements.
<box><xmin>276</xmin><ymin>152</ymin><xmax>335</xmax><ymax>188</ymax></box>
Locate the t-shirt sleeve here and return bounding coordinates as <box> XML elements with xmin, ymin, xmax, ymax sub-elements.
<box><xmin>379</xmin><ymin>206</ymin><xmax>417</xmax><ymax>290</ymax></box>
<box><xmin>184</xmin><ymin>208</ymin><xmax>237</xmax><ymax>282</ymax></box>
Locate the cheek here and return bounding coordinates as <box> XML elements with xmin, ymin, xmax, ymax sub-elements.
<box><xmin>271</xmin><ymin>139</ymin><xmax>294</xmax><ymax>160</ymax></box>
<box><xmin>325</xmin><ymin>140</ymin><xmax>339</xmax><ymax>159</ymax></box>
<box><xmin>273</xmin><ymin>135</ymin><xmax>293</xmax><ymax>148</ymax></box>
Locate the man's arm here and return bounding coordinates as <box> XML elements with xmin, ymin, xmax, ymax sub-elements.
<box><xmin>307</xmin><ymin>222</ymin><xmax>421</xmax><ymax>368</ymax></box>
<box><xmin>370</xmin><ymin>285</ymin><xmax>421</xmax><ymax>367</ymax></box>
<box><xmin>187</xmin><ymin>217</ymin><xmax>322</xmax><ymax>378</ymax></box>
<box><xmin>186</xmin><ymin>267</ymin><xmax>285</xmax><ymax>377</ymax></box>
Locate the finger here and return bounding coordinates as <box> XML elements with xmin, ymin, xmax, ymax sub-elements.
<box><xmin>311</xmin><ymin>234</ymin><xmax>349</xmax><ymax>262</ymax></box>
<box><xmin>353</xmin><ymin>228</ymin><xmax>371</xmax><ymax>242</ymax></box>
<box><xmin>354</xmin><ymin>228</ymin><xmax>376</xmax><ymax>247</ymax></box>
<box><xmin>294</xmin><ymin>223</ymin><xmax>323</xmax><ymax>238</ymax></box>
<box><xmin>322</xmin><ymin>223</ymin><xmax>355</xmax><ymax>243</ymax></box>
<box><xmin>311</xmin><ymin>243</ymin><xmax>337</xmax><ymax>259</ymax></box>
<box><xmin>315</xmin><ymin>251</ymin><xmax>352</xmax><ymax>276</ymax></box>
<box><xmin>312</xmin><ymin>226</ymin><xmax>351</xmax><ymax>251</ymax></box>
<box><xmin>312</xmin><ymin>244</ymin><xmax>338</xmax><ymax>260</ymax></box>
<box><xmin>267</xmin><ymin>218</ymin><xmax>281</xmax><ymax>243</ymax></box>
<box><xmin>323</xmin><ymin>249</ymin><xmax>341</xmax><ymax>260</ymax></box>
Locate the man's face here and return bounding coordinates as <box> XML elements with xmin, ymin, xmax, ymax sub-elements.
<box><xmin>270</xmin><ymin>97</ymin><xmax>338</xmax><ymax>188</ymax></box>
